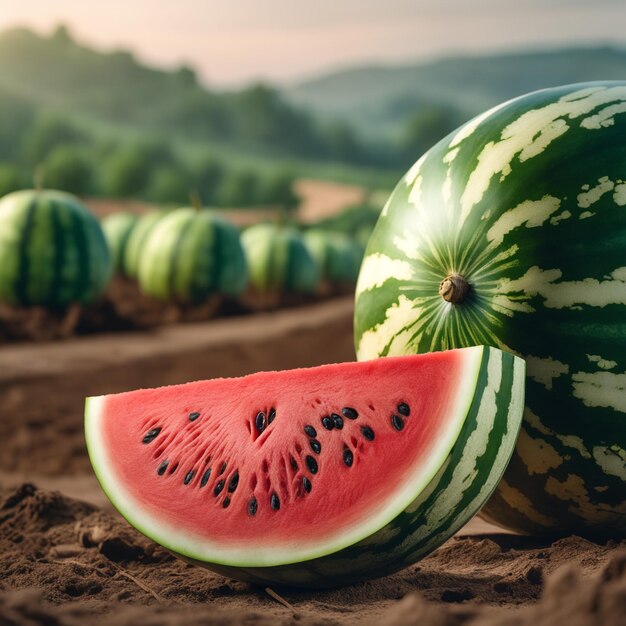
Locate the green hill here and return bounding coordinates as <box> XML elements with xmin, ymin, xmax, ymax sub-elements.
<box><xmin>285</xmin><ymin>46</ymin><xmax>626</xmax><ymax>141</ymax></box>
<box><xmin>0</xmin><ymin>25</ymin><xmax>378</xmax><ymax>164</ymax></box>
<box><xmin>0</xmin><ymin>25</ymin><xmax>398</xmax><ymax>197</ymax></box>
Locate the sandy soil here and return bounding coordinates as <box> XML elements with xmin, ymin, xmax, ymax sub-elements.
<box><xmin>0</xmin><ymin>297</ymin><xmax>355</xmax><ymax>476</ymax></box>
<box><xmin>295</xmin><ymin>178</ymin><xmax>367</xmax><ymax>223</ymax></box>
<box><xmin>0</xmin><ymin>483</ymin><xmax>624</xmax><ymax>626</ymax></box>
<box><xmin>0</xmin><ymin>299</ymin><xmax>624</xmax><ymax>626</ymax></box>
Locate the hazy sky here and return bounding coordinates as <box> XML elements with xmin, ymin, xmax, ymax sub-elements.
<box><xmin>1</xmin><ymin>0</ymin><xmax>625</xmax><ymax>86</ymax></box>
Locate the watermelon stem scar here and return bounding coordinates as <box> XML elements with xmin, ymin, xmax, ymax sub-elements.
<box><xmin>439</xmin><ymin>274</ymin><xmax>470</xmax><ymax>304</ymax></box>
<box><xmin>85</xmin><ymin>346</ymin><xmax>524</xmax><ymax>588</ymax></box>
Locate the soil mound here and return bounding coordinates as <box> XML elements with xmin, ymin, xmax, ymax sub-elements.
<box><xmin>1</xmin><ymin>483</ymin><xmax>624</xmax><ymax>626</ymax></box>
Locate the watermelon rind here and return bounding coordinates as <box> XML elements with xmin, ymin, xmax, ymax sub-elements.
<box><xmin>85</xmin><ymin>346</ymin><xmax>524</xmax><ymax>584</ymax></box>
<box><xmin>354</xmin><ymin>81</ymin><xmax>626</xmax><ymax>536</ymax></box>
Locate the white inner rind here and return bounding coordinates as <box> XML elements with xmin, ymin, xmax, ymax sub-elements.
<box><xmin>85</xmin><ymin>346</ymin><xmax>487</xmax><ymax>568</ymax></box>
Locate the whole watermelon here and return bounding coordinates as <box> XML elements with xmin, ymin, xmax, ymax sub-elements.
<box><xmin>242</xmin><ymin>223</ymin><xmax>319</xmax><ymax>294</ymax></box>
<box><xmin>137</xmin><ymin>208</ymin><xmax>247</xmax><ymax>303</ymax></box>
<box><xmin>354</xmin><ymin>81</ymin><xmax>626</xmax><ymax>536</ymax></box>
<box><xmin>304</xmin><ymin>230</ymin><xmax>363</xmax><ymax>286</ymax></box>
<box><xmin>0</xmin><ymin>189</ymin><xmax>111</xmax><ymax>307</ymax></box>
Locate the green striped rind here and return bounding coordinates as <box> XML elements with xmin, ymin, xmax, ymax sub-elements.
<box><xmin>303</xmin><ymin>230</ymin><xmax>363</xmax><ymax>285</ymax></box>
<box><xmin>123</xmin><ymin>209</ymin><xmax>169</xmax><ymax>278</ymax></box>
<box><xmin>354</xmin><ymin>81</ymin><xmax>626</xmax><ymax>536</ymax></box>
<box><xmin>0</xmin><ymin>189</ymin><xmax>111</xmax><ymax>307</ymax></box>
<box><xmin>174</xmin><ymin>348</ymin><xmax>524</xmax><ymax>588</ymax></box>
<box><xmin>242</xmin><ymin>224</ymin><xmax>319</xmax><ymax>294</ymax></box>
<box><xmin>137</xmin><ymin>208</ymin><xmax>247</xmax><ymax>303</ymax></box>
<box><xmin>101</xmin><ymin>212</ymin><xmax>139</xmax><ymax>273</ymax></box>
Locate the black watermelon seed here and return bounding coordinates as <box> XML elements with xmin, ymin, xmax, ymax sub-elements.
<box><xmin>183</xmin><ymin>469</ymin><xmax>195</xmax><ymax>485</ymax></box>
<box><xmin>270</xmin><ymin>493</ymin><xmax>280</xmax><ymax>511</ymax></box>
<box><xmin>302</xmin><ymin>476</ymin><xmax>312</xmax><ymax>493</ymax></box>
<box><xmin>342</xmin><ymin>407</ymin><xmax>358</xmax><ymax>420</ymax></box>
<box><xmin>200</xmin><ymin>468</ymin><xmax>212</xmax><ymax>487</ymax></box>
<box><xmin>397</xmin><ymin>403</ymin><xmax>410</xmax><ymax>417</ymax></box>
<box><xmin>309</xmin><ymin>439</ymin><xmax>322</xmax><ymax>454</ymax></box>
<box><xmin>248</xmin><ymin>497</ymin><xmax>258</xmax><ymax>516</ymax></box>
<box><xmin>304</xmin><ymin>425</ymin><xmax>317</xmax><ymax>438</ymax></box>
<box><xmin>223</xmin><ymin>497</ymin><xmax>231</xmax><ymax>509</ymax></box>
<box><xmin>142</xmin><ymin>427</ymin><xmax>161</xmax><ymax>444</ymax></box>
<box><xmin>188</xmin><ymin>412</ymin><xmax>200</xmax><ymax>421</ymax></box>
<box><xmin>305</xmin><ymin>455</ymin><xmax>318</xmax><ymax>474</ymax></box>
<box><xmin>219</xmin><ymin>462</ymin><xmax>227</xmax><ymax>475</ymax></box>
<box><xmin>290</xmin><ymin>457</ymin><xmax>298</xmax><ymax>471</ymax></box>
<box><xmin>392</xmin><ymin>414</ymin><xmax>405</xmax><ymax>431</ymax></box>
<box><xmin>268</xmin><ymin>408</ymin><xmax>276</xmax><ymax>424</ymax></box>
<box><xmin>228</xmin><ymin>472</ymin><xmax>239</xmax><ymax>493</ymax></box>
<box><xmin>332</xmin><ymin>414</ymin><xmax>344</xmax><ymax>429</ymax></box>
<box><xmin>321</xmin><ymin>416</ymin><xmax>334</xmax><ymax>430</ymax></box>
<box><xmin>214</xmin><ymin>480</ymin><xmax>225</xmax><ymax>496</ymax></box>
<box><xmin>255</xmin><ymin>411</ymin><xmax>266</xmax><ymax>432</ymax></box>
<box><xmin>343</xmin><ymin>448</ymin><xmax>354</xmax><ymax>467</ymax></box>
<box><xmin>361</xmin><ymin>426</ymin><xmax>375</xmax><ymax>441</ymax></box>
<box><xmin>157</xmin><ymin>460</ymin><xmax>169</xmax><ymax>476</ymax></box>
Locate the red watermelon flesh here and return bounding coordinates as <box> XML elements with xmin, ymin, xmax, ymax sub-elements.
<box><xmin>85</xmin><ymin>347</ymin><xmax>498</xmax><ymax>568</ymax></box>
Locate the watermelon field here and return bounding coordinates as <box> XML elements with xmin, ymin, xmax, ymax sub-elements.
<box><xmin>0</xmin><ymin>163</ymin><xmax>624</xmax><ymax>624</ymax></box>
<box><xmin>1</xmin><ymin>9</ymin><xmax>625</xmax><ymax>626</ymax></box>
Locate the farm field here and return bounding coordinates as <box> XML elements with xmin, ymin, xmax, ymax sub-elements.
<box><xmin>1</xmin><ymin>294</ymin><xmax>624</xmax><ymax>625</ymax></box>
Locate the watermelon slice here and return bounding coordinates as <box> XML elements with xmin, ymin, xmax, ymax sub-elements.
<box><xmin>85</xmin><ymin>346</ymin><xmax>524</xmax><ymax>587</ymax></box>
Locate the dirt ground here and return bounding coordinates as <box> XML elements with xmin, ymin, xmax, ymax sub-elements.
<box><xmin>0</xmin><ymin>298</ymin><xmax>624</xmax><ymax>626</ymax></box>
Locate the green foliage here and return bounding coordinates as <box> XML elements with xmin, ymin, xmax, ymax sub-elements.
<box><xmin>218</xmin><ymin>169</ymin><xmax>261</xmax><ymax>207</ymax></box>
<box><xmin>0</xmin><ymin>163</ymin><xmax>25</xmax><ymax>196</ymax></box>
<box><xmin>322</xmin><ymin>122</ymin><xmax>369</xmax><ymax>164</ymax></box>
<box><xmin>286</xmin><ymin>46</ymin><xmax>626</xmax><ymax>145</ymax></box>
<box><xmin>22</xmin><ymin>113</ymin><xmax>86</xmax><ymax>165</ymax></box>
<box><xmin>309</xmin><ymin>203</ymin><xmax>382</xmax><ymax>244</ymax></box>
<box><xmin>229</xmin><ymin>84</ymin><xmax>326</xmax><ymax>157</ymax></box>
<box><xmin>400</xmin><ymin>106</ymin><xmax>460</xmax><ymax>160</ymax></box>
<box><xmin>42</xmin><ymin>146</ymin><xmax>93</xmax><ymax>195</ymax></box>
<box><xmin>103</xmin><ymin>143</ymin><xmax>173</xmax><ymax>198</ymax></box>
<box><xmin>104</xmin><ymin>149</ymin><xmax>148</xmax><ymax>197</ymax></box>
<box><xmin>0</xmin><ymin>88</ymin><xmax>35</xmax><ymax>161</ymax></box>
<box><xmin>0</xmin><ymin>26</ymin><xmax>401</xmax><ymax>201</ymax></box>
<box><xmin>192</xmin><ymin>156</ymin><xmax>224</xmax><ymax>206</ymax></box>
<box><xmin>147</xmin><ymin>166</ymin><xmax>190</xmax><ymax>204</ymax></box>
<box><xmin>261</xmin><ymin>170</ymin><xmax>299</xmax><ymax>212</ymax></box>
<box><xmin>0</xmin><ymin>27</ymin><xmax>380</xmax><ymax>164</ymax></box>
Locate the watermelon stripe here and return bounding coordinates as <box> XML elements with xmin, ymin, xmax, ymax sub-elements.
<box><xmin>167</xmin><ymin>215</ymin><xmax>196</xmax><ymax>297</ymax></box>
<box><xmin>49</xmin><ymin>199</ymin><xmax>65</xmax><ymax>307</ymax></box>
<box><xmin>13</xmin><ymin>196</ymin><xmax>37</xmax><ymax>305</ymax></box>
<box><xmin>209</xmin><ymin>220</ymin><xmax>221</xmax><ymax>295</ymax></box>
<box><xmin>70</xmin><ymin>202</ymin><xmax>91</xmax><ymax>303</ymax></box>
